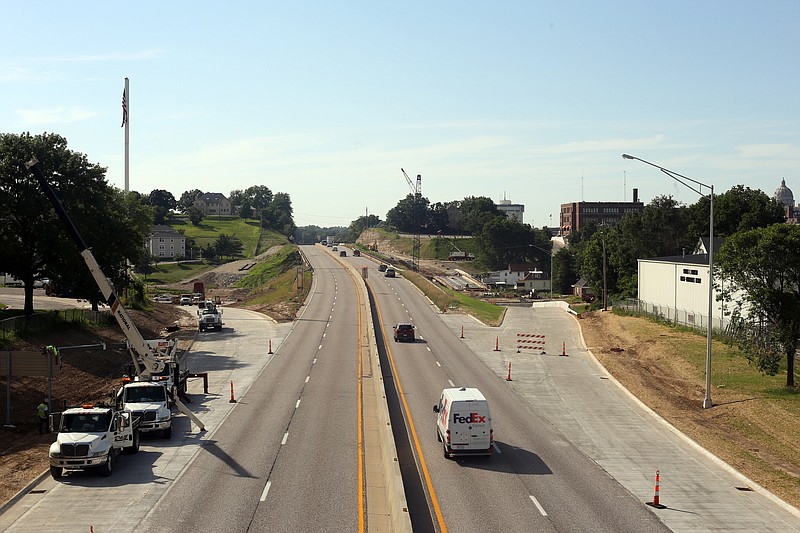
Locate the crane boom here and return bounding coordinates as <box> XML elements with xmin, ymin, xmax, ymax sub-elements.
<box><xmin>399</xmin><ymin>168</ymin><xmax>422</xmax><ymax>271</ymax></box>
<box><xmin>25</xmin><ymin>158</ymin><xmax>205</xmax><ymax>431</ymax></box>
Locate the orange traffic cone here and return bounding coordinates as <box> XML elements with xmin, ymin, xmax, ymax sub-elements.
<box><xmin>647</xmin><ymin>470</ymin><xmax>666</xmax><ymax>508</ymax></box>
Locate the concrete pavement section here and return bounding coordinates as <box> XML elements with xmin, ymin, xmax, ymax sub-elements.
<box><xmin>439</xmin><ymin>302</ymin><xmax>800</xmax><ymax>533</ymax></box>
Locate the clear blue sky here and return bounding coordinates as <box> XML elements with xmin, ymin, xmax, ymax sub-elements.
<box><xmin>3</xmin><ymin>1</ymin><xmax>799</xmax><ymax>228</ymax></box>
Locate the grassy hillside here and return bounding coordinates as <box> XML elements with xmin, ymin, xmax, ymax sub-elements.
<box><xmin>170</xmin><ymin>217</ymin><xmax>263</xmax><ymax>257</ymax></box>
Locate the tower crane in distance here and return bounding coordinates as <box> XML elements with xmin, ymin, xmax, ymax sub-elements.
<box><xmin>400</xmin><ymin>168</ymin><xmax>422</xmax><ymax>271</ymax></box>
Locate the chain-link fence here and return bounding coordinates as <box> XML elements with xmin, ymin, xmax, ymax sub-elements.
<box><xmin>0</xmin><ymin>308</ymin><xmax>114</xmax><ymax>340</ymax></box>
<box><xmin>614</xmin><ymin>298</ymin><xmax>730</xmax><ymax>333</ymax></box>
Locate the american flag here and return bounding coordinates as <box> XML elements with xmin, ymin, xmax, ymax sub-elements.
<box><xmin>121</xmin><ymin>86</ymin><xmax>128</xmax><ymax>127</ymax></box>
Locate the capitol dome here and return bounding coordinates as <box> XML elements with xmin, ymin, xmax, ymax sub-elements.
<box><xmin>774</xmin><ymin>178</ymin><xmax>794</xmax><ymax>208</ymax></box>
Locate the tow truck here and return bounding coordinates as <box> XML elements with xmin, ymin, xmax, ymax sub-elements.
<box><xmin>26</xmin><ymin>159</ymin><xmax>206</xmax><ymax>444</ymax></box>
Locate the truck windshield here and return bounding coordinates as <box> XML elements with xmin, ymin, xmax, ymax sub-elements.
<box><xmin>125</xmin><ymin>387</ymin><xmax>166</xmax><ymax>402</ymax></box>
<box><xmin>62</xmin><ymin>413</ymin><xmax>112</xmax><ymax>433</ymax></box>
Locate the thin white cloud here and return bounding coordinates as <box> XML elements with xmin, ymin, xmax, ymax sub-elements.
<box><xmin>736</xmin><ymin>143</ymin><xmax>797</xmax><ymax>159</ymax></box>
<box><xmin>26</xmin><ymin>49</ymin><xmax>164</xmax><ymax>62</ymax></box>
<box><xmin>16</xmin><ymin>107</ymin><xmax>97</xmax><ymax>125</ymax></box>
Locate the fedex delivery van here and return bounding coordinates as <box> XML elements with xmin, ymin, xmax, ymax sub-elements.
<box><xmin>433</xmin><ymin>387</ymin><xmax>493</xmax><ymax>458</ymax></box>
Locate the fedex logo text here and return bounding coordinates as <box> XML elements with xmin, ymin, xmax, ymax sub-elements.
<box><xmin>453</xmin><ymin>412</ymin><xmax>485</xmax><ymax>424</ymax></box>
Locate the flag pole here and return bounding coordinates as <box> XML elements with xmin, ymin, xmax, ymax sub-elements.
<box><xmin>123</xmin><ymin>77</ymin><xmax>130</xmax><ymax>192</ymax></box>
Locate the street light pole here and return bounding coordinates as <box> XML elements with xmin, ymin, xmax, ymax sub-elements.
<box><xmin>622</xmin><ymin>154</ymin><xmax>714</xmax><ymax>409</ymax></box>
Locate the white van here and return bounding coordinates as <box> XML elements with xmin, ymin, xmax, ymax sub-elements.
<box><xmin>433</xmin><ymin>387</ymin><xmax>493</xmax><ymax>458</ymax></box>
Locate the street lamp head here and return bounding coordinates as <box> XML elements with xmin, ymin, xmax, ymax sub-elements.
<box><xmin>622</xmin><ymin>154</ymin><xmax>634</xmax><ymax>160</ymax></box>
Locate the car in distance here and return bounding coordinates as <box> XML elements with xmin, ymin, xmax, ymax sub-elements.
<box><xmin>180</xmin><ymin>295</ymin><xmax>192</xmax><ymax>306</ymax></box>
<box><xmin>340</xmin><ymin>250</ymin><xmax>347</xmax><ymax>257</ymax></box>
<box><xmin>384</xmin><ymin>267</ymin><xmax>396</xmax><ymax>278</ymax></box>
<box><xmin>393</xmin><ymin>323</ymin><xmax>415</xmax><ymax>342</ymax></box>
<box><xmin>378</xmin><ymin>264</ymin><xmax>387</xmax><ymax>272</ymax></box>
<box><xmin>332</xmin><ymin>246</ymin><xmax>338</xmax><ymax>251</ymax></box>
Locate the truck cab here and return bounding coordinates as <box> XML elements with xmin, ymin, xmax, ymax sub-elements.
<box><xmin>49</xmin><ymin>404</ymin><xmax>139</xmax><ymax>478</ymax></box>
<box><xmin>119</xmin><ymin>381</ymin><xmax>172</xmax><ymax>438</ymax></box>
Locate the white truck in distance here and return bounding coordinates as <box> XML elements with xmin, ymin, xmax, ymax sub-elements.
<box><xmin>118</xmin><ymin>381</ymin><xmax>172</xmax><ymax>438</ymax></box>
<box><xmin>198</xmin><ymin>301</ymin><xmax>223</xmax><ymax>331</ymax></box>
<box><xmin>49</xmin><ymin>404</ymin><xmax>139</xmax><ymax>478</ymax></box>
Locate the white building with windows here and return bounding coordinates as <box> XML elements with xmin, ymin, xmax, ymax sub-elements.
<box><xmin>496</xmin><ymin>198</ymin><xmax>524</xmax><ymax>223</ymax></box>
<box><xmin>147</xmin><ymin>225</ymin><xmax>186</xmax><ymax>259</ymax></box>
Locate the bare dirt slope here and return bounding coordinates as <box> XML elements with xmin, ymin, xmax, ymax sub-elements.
<box><xmin>581</xmin><ymin>310</ymin><xmax>799</xmax><ymax>508</ymax></box>
<box><xmin>0</xmin><ymin>305</ymin><xmax>190</xmax><ymax>505</ymax></box>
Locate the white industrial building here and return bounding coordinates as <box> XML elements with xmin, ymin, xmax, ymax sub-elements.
<box><xmin>637</xmin><ymin>238</ymin><xmax>731</xmax><ymax>330</ymax></box>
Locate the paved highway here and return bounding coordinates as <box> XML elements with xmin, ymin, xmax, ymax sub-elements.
<box><xmin>138</xmin><ymin>246</ymin><xmax>366</xmax><ymax>531</ymax></box>
<box><xmin>357</xmin><ymin>250</ymin><xmax>667</xmax><ymax>532</ymax></box>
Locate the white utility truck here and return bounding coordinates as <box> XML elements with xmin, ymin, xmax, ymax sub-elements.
<box><xmin>433</xmin><ymin>387</ymin><xmax>493</xmax><ymax>458</ymax></box>
<box><xmin>49</xmin><ymin>403</ymin><xmax>139</xmax><ymax>478</ymax></box>
<box><xmin>118</xmin><ymin>380</ymin><xmax>173</xmax><ymax>438</ymax></box>
<box><xmin>27</xmin><ymin>159</ymin><xmax>205</xmax><ymax>458</ymax></box>
<box><xmin>198</xmin><ymin>301</ymin><xmax>223</xmax><ymax>331</ymax></box>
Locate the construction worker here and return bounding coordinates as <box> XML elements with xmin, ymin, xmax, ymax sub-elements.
<box><xmin>37</xmin><ymin>399</ymin><xmax>49</xmax><ymax>434</ymax></box>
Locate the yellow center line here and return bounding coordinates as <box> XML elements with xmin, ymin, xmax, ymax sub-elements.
<box><xmin>348</xmin><ymin>268</ymin><xmax>366</xmax><ymax>533</ymax></box>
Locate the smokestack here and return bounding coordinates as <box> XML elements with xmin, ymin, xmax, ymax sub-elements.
<box><xmin>633</xmin><ymin>188</ymin><xmax>639</xmax><ymax>203</ymax></box>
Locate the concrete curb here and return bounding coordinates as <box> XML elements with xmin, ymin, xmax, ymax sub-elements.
<box><xmin>565</xmin><ymin>306</ymin><xmax>800</xmax><ymax>519</ymax></box>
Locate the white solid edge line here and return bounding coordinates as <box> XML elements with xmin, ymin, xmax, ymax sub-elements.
<box><xmin>260</xmin><ymin>480</ymin><xmax>272</xmax><ymax>502</ymax></box>
<box><xmin>529</xmin><ymin>494</ymin><xmax>547</xmax><ymax>516</ymax></box>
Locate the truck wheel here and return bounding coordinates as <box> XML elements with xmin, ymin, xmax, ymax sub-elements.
<box><xmin>100</xmin><ymin>454</ymin><xmax>113</xmax><ymax>477</ymax></box>
<box><xmin>163</xmin><ymin>426</ymin><xmax>172</xmax><ymax>439</ymax></box>
<box><xmin>126</xmin><ymin>429</ymin><xmax>140</xmax><ymax>454</ymax></box>
<box><xmin>50</xmin><ymin>466</ymin><xmax>62</xmax><ymax>479</ymax></box>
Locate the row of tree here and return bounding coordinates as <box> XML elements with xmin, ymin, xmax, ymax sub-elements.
<box><xmin>145</xmin><ymin>185</ymin><xmax>296</xmax><ymax>237</ymax></box>
<box><xmin>0</xmin><ymin>132</ymin><xmax>295</xmax><ymax>315</ymax></box>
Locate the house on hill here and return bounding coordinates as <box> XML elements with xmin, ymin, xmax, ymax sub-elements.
<box><xmin>194</xmin><ymin>193</ymin><xmax>233</xmax><ymax>216</ymax></box>
<box><xmin>147</xmin><ymin>225</ymin><xmax>186</xmax><ymax>259</ymax></box>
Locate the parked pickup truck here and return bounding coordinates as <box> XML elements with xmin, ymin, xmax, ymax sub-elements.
<box><xmin>393</xmin><ymin>323</ymin><xmax>415</xmax><ymax>342</ymax></box>
<box><xmin>49</xmin><ymin>404</ymin><xmax>139</xmax><ymax>478</ymax></box>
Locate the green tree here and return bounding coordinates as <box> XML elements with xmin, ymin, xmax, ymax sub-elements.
<box><xmin>349</xmin><ymin>214</ymin><xmax>381</xmax><ymax>240</ymax></box>
<box><xmin>0</xmin><ymin>132</ymin><xmax>151</xmax><ymax>314</ymax></box>
<box><xmin>473</xmin><ymin>218</ymin><xmax>547</xmax><ymax>270</ymax></box>
<box><xmin>716</xmin><ymin>224</ymin><xmax>800</xmax><ymax>388</ymax></box>
<box><xmin>146</xmin><ymin>189</ymin><xmax>176</xmax><ymax>224</ymax></box>
<box><xmin>178</xmin><ymin>189</ymin><xmax>203</xmax><ymax>212</ymax></box>
<box><xmin>460</xmin><ymin>196</ymin><xmax>502</xmax><ymax>236</ymax></box>
<box><xmin>213</xmin><ymin>234</ymin><xmax>244</xmax><ymax>259</ymax></box>
<box><xmin>386</xmin><ymin>193</ymin><xmax>431</xmax><ymax>233</ymax></box>
<box><xmin>262</xmin><ymin>192</ymin><xmax>295</xmax><ymax>236</ymax></box>
<box><xmin>688</xmin><ymin>185</ymin><xmax>786</xmax><ymax>239</ymax></box>
<box><xmin>188</xmin><ymin>206</ymin><xmax>204</xmax><ymax>225</ymax></box>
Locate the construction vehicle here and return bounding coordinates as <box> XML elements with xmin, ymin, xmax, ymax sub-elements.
<box><xmin>198</xmin><ymin>301</ymin><xmax>223</xmax><ymax>331</ymax></box>
<box><xmin>49</xmin><ymin>403</ymin><xmax>139</xmax><ymax>478</ymax></box>
<box><xmin>26</xmin><ymin>159</ymin><xmax>205</xmax><ymax>435</ymax></box>
<box><xmin>118</xmin><ymin>380</ymin><xmax>173</xmax><ymax>438</ymax></box>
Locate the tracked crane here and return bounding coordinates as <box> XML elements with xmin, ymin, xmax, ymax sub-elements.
<box><xmin>400</xmin><ymin>168</ymin><xmax>421</xmax><ymax>271</ymax></box>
